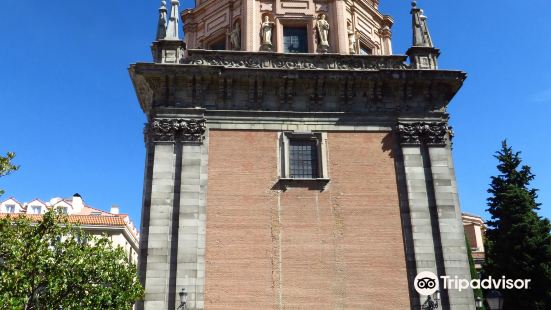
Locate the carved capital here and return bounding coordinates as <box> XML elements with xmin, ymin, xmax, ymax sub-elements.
<box><xmin>397</xmin><ymin>121</ymin><xmax>450</xmax><ymax>146</ymax></box>
<box><xmin>145</xmin><ymin>118</ymin><xmax>206</xmax><ymax>143</ymax></box>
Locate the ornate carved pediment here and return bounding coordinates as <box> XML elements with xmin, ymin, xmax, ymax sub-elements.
<box><xmin>397</xmin><ymin>121</ymin><xmax>450</xmax><ymax>146</ymax></box>
<box><xmin>145</xmin><ymin>118</ymin><xmax>206</xmax><ymax>143</ymax></box>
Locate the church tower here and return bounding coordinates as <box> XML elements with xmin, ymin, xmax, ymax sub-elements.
<box><xmin>130</xmin><ymin>0</ymin><xmax>475</xmax><ymax>309</ymax></box>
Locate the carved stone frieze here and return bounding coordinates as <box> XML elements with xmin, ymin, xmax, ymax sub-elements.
<box><xmin>185</xmin><ymin>50</ymin><xmax>409</xmax><ymax>70</ymax></box>
<box><xmin>397</xmin><ymin>121</ymin><xmax>450</xmax><ymax>146</ymax></box>
<box><xmin>145</xmin><ymin>118</ymin><xmax>206</xmax><ymax>143</ymax></box>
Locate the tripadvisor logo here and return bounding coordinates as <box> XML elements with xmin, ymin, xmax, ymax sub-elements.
<box><xmin>414</xmin><ymin>271</ymin><xmax>531</xmax><ymax>295</ymax></box>
<box><xmin>414</xmin><ymin>271</ymin><xmax>439</xmax><ymax>296</ymax></box>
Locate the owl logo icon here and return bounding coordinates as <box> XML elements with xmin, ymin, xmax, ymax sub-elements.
<box><xmin>414</xmin><ymin>271</ymin><xmax>439</xmax><ymax>295</ymax></box>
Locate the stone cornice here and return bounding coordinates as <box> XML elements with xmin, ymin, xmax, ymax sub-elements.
<box><xmin>145</xmin><ymin>118</ymin><xmax>206</xmax><ymax>143</ymax></box>
<box><xmin>396</xmin><ymin>121</ymin><xmax>450</xmax><ymax>146</ymax></box>
<box><xmin>129</xmin><ymin>52</ymin><xmax>466</xmax><ymax>117</ymax></box>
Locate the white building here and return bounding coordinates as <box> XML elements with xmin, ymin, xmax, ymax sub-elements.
<box><xmin>0</xmin><ymin>194</ymin><xmax>139</xmax><ymax>264</ymax></box>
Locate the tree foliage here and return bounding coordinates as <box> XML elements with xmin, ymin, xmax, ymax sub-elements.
<box><xmin>0</xmin><ymin>210</ymin><xmax>143</xmax><ymax>309</ymax></box>
<box><xmin>0</xmin><ymin>152</ymin><xmax>19</xmax><ymax>196</ymax></box>
<box><xmin>466</xmin><ymin>236</ymin><xmax>485</xmax><ymax>310</ymax></box>
<box><xmin>484</xmin><ymin>141</ymin><xmax>551</xmax><ymax>310</ymax></box>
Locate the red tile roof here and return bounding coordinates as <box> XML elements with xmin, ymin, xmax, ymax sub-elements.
<box><xmin>1</xmin><ymin>197</ymin><xmax>140</xmax><ymax>242</ymax></box>
<box><xmin>0</xmin><ymin>213</ymin><xmax>127</xmax><ymax>227</ymax></box>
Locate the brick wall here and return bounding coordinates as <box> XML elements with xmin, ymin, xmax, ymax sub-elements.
<box><xmin>205</xmin><ymin>130</ymin><xmax>410</xmax><ymax>309</ymax></box>
<box><xmin>464</xmin><ymin>224</ymin><xmax>477</xmax><ymax>249</ymax></box>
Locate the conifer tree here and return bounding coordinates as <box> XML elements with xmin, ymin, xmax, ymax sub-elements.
<box><xmin>484</xmin><ymin>141</ymin><xmax>551</xmax><ymax>310</ymax></box>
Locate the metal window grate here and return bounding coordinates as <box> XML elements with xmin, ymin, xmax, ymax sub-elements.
<box><xmin>289</xmin><ymin>140</ymin><xmax>319</xmax><ymax>178</ymax></box>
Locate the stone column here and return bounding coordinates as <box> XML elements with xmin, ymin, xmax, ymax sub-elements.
<box><xmin>242</xmin><ymin>0</ymin><xmax>255</xmax><ymax>51</ymax></box>
<box><xmin>175</xmin><ymin>135</ymin><xmax>209</xmax><ymax>310</ymax></box>
<box><xmin>400</xmin><ymin>144</ymin><xmax>438</xmax><ymax>308</ymax></box>
<box><xmin>139</xmin><ymin>118</ymin><xmax>208</xmax><ymax>310</ymax></box>
<box><xmin>307</xmin><ymin>18</ymin><xmax>316</xmax><ymax>54</ymax></box>
<box><xmin>139</xmin><ymin>142</ymin><xmax>176</xmax><ymax>310</ymax></box>
<box><xmin>379</xmin><ymin>26</ymin><xmax>392</xmax><ymax>55</ymax></box>
<box><xmin>428</xmin><ymin>145</ymin><xmax>475</xmax><ymax>309</ymax></box>
<box><xmin>331</xmin><ymin>0</ymin><xmax>348</xmax><ymax>54</ymax></box>
<box><xmin>397</xmin><ymin>122</ymin><xmax>475</xmax><ymax>310</ymax></box>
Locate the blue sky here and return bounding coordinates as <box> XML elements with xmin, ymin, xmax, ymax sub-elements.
<box><xmin>1</xmin><ymin>0</ymin><xmax>550</xmax><ymax>226</ymax></box>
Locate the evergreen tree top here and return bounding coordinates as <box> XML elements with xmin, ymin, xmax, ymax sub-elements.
<box><xmin>484</xmin><ymin>140</ymin><xmax>551</xmax><ymax>310</ymax></box>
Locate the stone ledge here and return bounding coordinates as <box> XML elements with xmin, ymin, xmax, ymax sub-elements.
<box><xmin>273</xmin><ymin>178</ymin><xmax>330</xmax><ymax>191</ymax></box>
<box><xmin>185</xmin><ymin>49</ymin><xmax>409</xmax><ymax>71</ymax></box>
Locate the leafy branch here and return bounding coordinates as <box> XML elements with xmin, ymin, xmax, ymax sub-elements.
<box><xmin>0</xmin><ymin>152</ymin><xmax>19</xmax><ymax>196</ymax></box>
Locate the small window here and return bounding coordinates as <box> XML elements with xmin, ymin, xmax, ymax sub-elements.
<box><xmin>359</xmin><ymin>43</ymin><xmax>372</xmax><ymax>55</ymax></box>
<box><xmin>284</xmin><ymin>27</ymin><xmax>308</xmax><ymax>53</ymax></box>
<box><xmin>289</xmin><ymin>140</ymin><xmax>319</xmax><ymax>178</ymax></box>
<box><xmin>31</xmin><ymin>206</ymin><xmax>41</xmax><ymax>214</ymax></box>
<box><xmin>5</xmin><ymin>204</ymin><xmax>16</xmax><ymax>213</ymax></box>
<box><xmin>209</xmin><ymin>39</ymin><xmax>226</xmax><ymax>51</ymax></box>
<box><xmin>279</xmin><ymin>132</ymin><xmax>328</xmax><ymax>180</ymax></box>
<box><xmin>57</xmin><ymin>207</ymin><xmax>68</xmax><ymax>214</ymax></box>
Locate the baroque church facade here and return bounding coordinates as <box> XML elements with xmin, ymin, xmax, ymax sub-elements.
<box><xmin>130</xmin><ymin>0</ymin><xmax>475</xmax><ymax>308</ymax></box>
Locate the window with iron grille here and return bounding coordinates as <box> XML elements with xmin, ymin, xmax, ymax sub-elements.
<box><xmin>289</xmin><ymin>140</ymin><xmax>319</xmax><ymax>178</ymax></box>
<box><xmin>279</xmin><ymin>132</ymin><xmax>328</xmax><ymax>182</ymax></box>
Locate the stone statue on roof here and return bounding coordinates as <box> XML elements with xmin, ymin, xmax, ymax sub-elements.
<box><xmin>156</xmin><ymin>1</ymin><xmax>167</xmax><ymax>40</ymax></box>
<box><xmin>412</xmin><ymin>1</ymin><xmax>434</xmax><ymax>47</ymax></box>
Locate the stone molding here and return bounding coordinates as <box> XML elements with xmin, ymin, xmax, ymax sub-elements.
<box><xmin>397</xmin><ymin>121</ymin><xmax>450</xmax><ymax>146</ymax></box>
<box><xmin>145</xmin><ymin>118</ymin><xmax>206</xmax><ymax>142</ymax></box>
<box><xmin>185</xmin><ymin>49</ymin><xmax>409</xmax><ymax>70</ymax></box>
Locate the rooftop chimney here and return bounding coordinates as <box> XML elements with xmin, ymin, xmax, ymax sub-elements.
<box><xmin>110</xmin><ymin>205</ymin><xmax>120</xmax><ymax>214</ymax></box>
<box><xmin>72</xmin><ymin>193</ymin><xmax>84</xmax><ymax>213</ymax></box>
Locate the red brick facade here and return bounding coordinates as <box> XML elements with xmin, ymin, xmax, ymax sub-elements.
<box><xmin>205</xmin><ymin>130</ymin><xmax>410</xmax><ymax>309</ymax></box>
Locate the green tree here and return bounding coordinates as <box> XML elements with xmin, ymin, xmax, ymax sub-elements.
<box><xmin>484</xmin><ymin>141</ymin><xmax>551</xmax><ymax>310</ymax></box>
<box><xmin>0</xmin><ymin>210</ymin><xmax>143</xmax><ymax>309</ymax></box>
<box><xmin>0</xmin><ymin>152</ymin><xmax>19</xmax><ymax>196</ymax></box>
<box><xmin>466</xmin><ymin>236</ymin><xmax>485</xmax><ymax>310</ymax></box>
